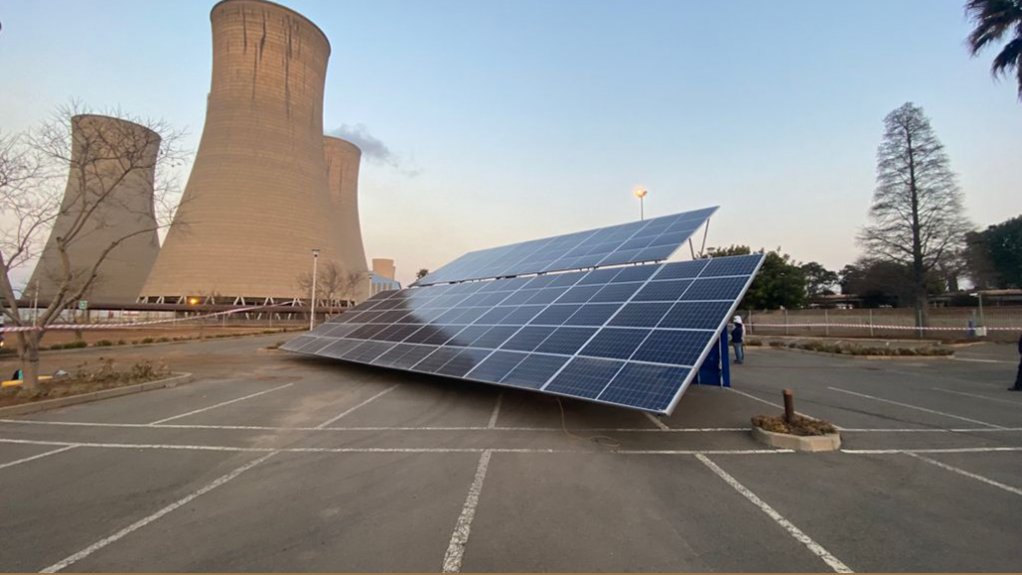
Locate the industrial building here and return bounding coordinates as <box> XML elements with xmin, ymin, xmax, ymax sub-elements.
<box><xmin>141</xmin><ymin>0</ymin><xmax>368</xmax><ymax>305</ymax></box>
<box><xmin>27</xmin><ymin>114</ymin><xmax>161</xmax><ymax>304</ymax></box>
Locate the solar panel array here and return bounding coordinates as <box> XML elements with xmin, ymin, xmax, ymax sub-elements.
<box><xmin>284</xmin><ymin>253</ymin><xmax>764</xmax><ymax>414</ymax></box>
<box><xmin>414</xmin><ymin>206</ymin><xmax>718</xmax><ymax>286</ymax></box>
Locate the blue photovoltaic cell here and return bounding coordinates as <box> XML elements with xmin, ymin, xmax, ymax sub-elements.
<box><xmin>283</xmin><ymin>250</ymin><xmax>765</xmax><ymax>415</ymax></box>
<box><xmin>579</xmin><ymin>328</ymin><xmax>650</xmax><ymax>360</ymax></box>
<box><xmin>680</xmin><ymin>276</ymin><xmax>748</xmax><ymax>301</ymax></box>
<box><xmin>657</xmin><ymin>301</ymin><xmax>734</xmax><ymax>330</ymax></box>
<box><xmin>501</xmin><ymin>326</ymin><xmax>557</xmax><ymax>352</ymax></box>
<box><xmin>465</xmin><ymin>351</ymin><xmax>527</xmax><ymax>383</ymax></box>
<box><xmin>390</xmin><ymin>345</ymin><xmax>438</xmax><ymax>369</ymax></box>
<box><xmin>590</xmin><ymin>282</ymin><xmax>643</xmax><ymax>303</ymax></box>
<box><xmin>701</xmin><ymin>254</ymin><xmax>764</xmax><ymax>277</ymax></box>
<box><xmin>653</xmin><ymin>260</ymin><xmax>708</xmax><ymax>280</ymax></box>
<box><xmin>501</xmin><ymin>354</ymin><xmax>569</xmax><ymax>389</ymax></box>
<box><xmin>471</xmin><ymin>326</ymin><xmax>519</xmax><ymax>349</ymax></box>
<box><xmin>608</xmin><ymin>302</ymin><xmax>674</xmax><ymax>328</ymax></box>
<box><xmin>544</xmin><ymin>357</ymin><xmax>624</xmax><ymax>399</ymax></box>
<box><xmin>414</xmin><ymin>207</ymin><xmax>716</xmax><ymax>286</ymax></box>
<box><xmin>631</xmin><ymin>330</ymin><xmax>709</xmax><ymax>366</ymax></box>
<box><xmin>529</xmin><ymin>304</ymin><xmax>582</xmax><ymax>325</ymax></box>
<box><xmin>564</xmin><ymin>304</ymin><xmax>620</xmax><ymax>326</ymax></box>
<box><xmin>632</xmin><ymin>279</ymin><xmax>693</xmax><ymax>302</ymax></box>
<box><xmin>414</xmin><ymin>347</ymin><xmax>461</xmax><ymax>373</ymax></box>
<box><xmin>598</xmin><ymin>364</ymin><xmax>691</xmax><ymax>412</ymax></box>
<box><xmin>534</xmin><ymin>327</ymin><xmax>598</xmax><ymax>355</ymax></box>
<box><xmin>436</xmin><ymin>348</ymin><xmax>492</xmax><ymax>377</ymax></box>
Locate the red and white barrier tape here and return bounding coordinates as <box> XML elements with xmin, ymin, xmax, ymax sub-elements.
<box><xmin>0</xmin><ymin>304</ymin><xmax>275</xmax><ymax>333</ymax></box>
<box><xmin>749</xmin><ymin>322</ymin><xmax>1020</xmax><ymax>332</ymax></box>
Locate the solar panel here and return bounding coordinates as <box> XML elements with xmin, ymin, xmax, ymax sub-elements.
<box><xmin>414</xmin><ymin>206</ymin><xmax>718</xmax><ymax>286</ymax></box>
<box><xmin>284</xmin><ymin>253</ymin><xmax>765</xmax><ymax>414</ymax></box>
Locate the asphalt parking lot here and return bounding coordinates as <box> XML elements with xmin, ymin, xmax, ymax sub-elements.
<box><xmin>1</xmin><ymin>334</ymin><xmax>1020</xmax><ymax>572</ymax></box>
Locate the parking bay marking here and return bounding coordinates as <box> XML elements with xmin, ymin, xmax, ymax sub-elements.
<box><xmin>148</xmin><ymin>382</ymin><xmax>294</xmax><ymax>425</ymax></box>
<box><xmin>39</xmin><ymin>451</ymin><xmax>279</xmax><ymax>573</ymax></box>
<box><xmin>0</xmin><ymin>445</ymin><xmax>77</xmax><ymax>470</ymax></box>
<box><xmin>903</xmin><ymin>452</ymin><xmax>1022</xmax><ymax>497</ymax></box>
<box><xmin>696</xmin><ymin>454</ymin><xmax>853</xmax><ymax>573</ymax></box>
<box><xmin>0</xmin><ymin>437</ymin><xmax>792</xmax><ymax>456</ymax></box>
<box><xmin>442</xmin><ymin>450</ymin><xmax>492</xmax><ymax>573</ymax></box>
<box><xmin>932</xmin><ymin>387</ymin><xmax>1022</xmax><ymax>406</ymax></box>
<box><xmin>316</xmin><ymin>384</ymin><xmax>400</xmax><ymax>429</ymax></box>
<box><xmin>828</xmin><ymin>387</ymin><xmax>1007</xmax><ymax>429</ymax></box>
<box><xmin>0</xmin><ymin>419</ymin><xmax>753</xmax><ymax>433</ymax></box>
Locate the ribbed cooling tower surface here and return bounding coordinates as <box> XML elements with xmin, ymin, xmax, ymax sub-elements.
<box><xmin>27</xmin><ymin>114</ymin><xmax>161</xmax><ymax>305</ymax></box>
<box><xmin>141</xmin><ymin>0</ymin><xmax>344</xmax><ymax>302</ymax></box>
<box><xmin>323</xmin><ymin>136</ymin><xmax>369</xmax><ymax>302</ymax></box>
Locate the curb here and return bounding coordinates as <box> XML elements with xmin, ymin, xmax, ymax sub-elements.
<box><xmin>751</xmin><ymin>426</ymin><xmax>841</xmax><ymax>452</ymax></box>
<box><xmin>0</xmin><ymin>372</ymin><xmax>194</xmax><ymax>417</ymax></box>
<box><xmin>768</xmin><ymin>346</ymin><xmax>953</xmax><ymax>361</ymax></box>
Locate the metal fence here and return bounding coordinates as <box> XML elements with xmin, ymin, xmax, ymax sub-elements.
<box><xmin>741</xmin><ymin>307</ymin><xmax>1022</xmax><ymax>341</ymax></box>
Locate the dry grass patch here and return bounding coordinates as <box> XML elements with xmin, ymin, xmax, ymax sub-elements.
<box><xmin>0</xmin><ymin>358</ymin><xmax>171</xmax><ymax>408</ymax></box>
<box><xmin>752</xmin><ymin>414</ymin><xmax>837</xmax><ymax>436</ymax></box>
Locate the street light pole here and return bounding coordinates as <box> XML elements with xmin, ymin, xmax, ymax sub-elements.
<box><xmin>633</xmin><ymin>187</ymin><xmax>648</xmax><ymax>221</ymax></box>
<box><xmin>309</xmin><ymin>248</ymin><xmax>320</xmax><ymax>330</ymax></box>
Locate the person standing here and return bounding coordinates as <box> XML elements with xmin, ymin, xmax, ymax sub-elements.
<box><xmin>731</xmin><ymin>315</ymin><xmax>745</xmax><ymax>365</ymax></box>
<box><xmin>1010</xmin><ymin>333</ymin><xmax>1022</xmax><ymax>391</ymax></box>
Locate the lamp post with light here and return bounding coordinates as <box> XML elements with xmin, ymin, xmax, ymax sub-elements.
<box><xmin>633</xmin><ymin>187</ymin><xmax>648</xmax><ymax>221</ymax></box>
<box><xmin>310</xmin><ymin>248</ymin><xmax>320</xmax><ymax>330</ymax></box>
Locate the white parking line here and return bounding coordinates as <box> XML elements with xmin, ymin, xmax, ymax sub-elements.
<box><xmin>148</xmin><ymin>383</ymin><xmax>294</xmax><ymax>425</ymax></box>
<box><xmin>828</xmin><ymin>387</ymin><xmax>1006</xmax><ymax>429</ymax></box>
<box><xmin>696</xmin><ymin>454</ymin><xmax>853</xmax><ymax>573</ymax></box>
<box><xmin>933</xmin><ymin>388</ymin><xmax>1022</xmax><ymax>406</ymax></box>
<box><xmin>838</xmin><ymin>427</ymin><xmax>1022</xmax><ymax>433</ymax></box>
<box><xmin>0</xmin><ymin>445</ymin><xmax>77</xmax><ymax>470</ymax></box>
<box><xmin>644</xmin><ymin>412</ymin><xmax>670</xmax><ymax>431</ymax></box>
<box><xmin>904</xmin><ymin>452</ymin><xmax>1022</xmax><ymax>497</ymax></box>
<box><xmin>40</xmin><ymin>451</ymin><xmax>278</xmax><ymax>573</ymax></box>
<box><xmin>487</xmin><ymin>394</ymin><xmax>503</xmax><ymax>429</ymax></box>
<box><xmin>0</xmin><ymin>437</ymin><xmax>791</xmax><ymax>456</ymax></box>
<box><xmin>442</xmin><ymin>450</ymin><xmax>492</xmax><ymax>573</ymax></box>
<box><xmin>0</xmin><ymin>419</ymin><xmax>752</xmax><ymax>433</ymax></box>
<box><xmin>727</xmin><ymin>388</ymin><xmax>822</xmax><ymax>422</ymax></box>
<box><xmin>316</xmin><ymin>384</ymin><xmax>400</xmax><ymax>429</ymax></box>
<box><xmin>843</xmin><ymin>447</ymin><xmax>1022</xmax><ymax>454</ymax></box>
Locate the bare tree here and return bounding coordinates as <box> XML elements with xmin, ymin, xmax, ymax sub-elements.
<box><xmin>297</xmin><ymin>261</ymin><xmax>345</xmax><ymax>305</ymax></box>
<box><xmin>340</xmin><ymin>270</ymin><xmax>368</xmax><ymax>306</ymax></box>
<box><xmin>859</xmin><ymin>103</ymin><xmax>973</xmax><ymax>327</ymax></box>
<box><xmin>0</xmin><ymin>104</ymin><xmax>186</xmax><ymax>392</ymax></box>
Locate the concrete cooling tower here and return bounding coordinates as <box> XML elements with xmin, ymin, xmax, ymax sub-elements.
<box><xmin>323</xmin><ymin>136</ymin><xmax>369</xmax><ymax>302</ymax></box>
<box><xmin>141</xmin><ymin>0</ymin><xmax>347</xmax><ymax>303</ymax></box>
<box><xmin>27</xmin><ymin>114</ymin><xmax>161</xmax><ymax>304</ymax></box>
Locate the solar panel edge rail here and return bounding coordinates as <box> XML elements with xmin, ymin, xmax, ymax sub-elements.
<box><xmin>413</xmin><ymin>206</ymin><xmax>719</xmax><ymax>286</ymax></box>
<box><xmin>283</xmin><ymin>252</ymin><xmax>766</xmax><ymax>415</ymax></box>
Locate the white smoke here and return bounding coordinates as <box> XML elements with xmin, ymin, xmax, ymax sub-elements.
<box><xmin>328</xmin><ymin>123</ymin><xmax>420</xmax><ymax>177</ymax></box>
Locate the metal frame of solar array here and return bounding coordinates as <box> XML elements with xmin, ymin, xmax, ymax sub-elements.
<box><xmin>414</xmin><ymin>206</ymin><xmax>718</xmax><ymax>286</ymax></box>
<box><xmin>284</xmin><ymin>253</ymin><xmax>764</xmax><ymax>414</ymax></box>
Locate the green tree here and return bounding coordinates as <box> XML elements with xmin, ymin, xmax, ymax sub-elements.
<box><xmin>415</xmin><ymin>268</ymin><xmax>429</xmax><ymax>280</ymax></box>
<box><xmin>707</xmin><ymin>246</ymin><xmax>806</xmax><ymax>310</ymax></box>
<box><xmin>859</xmin><ymin>103</ymin><xmax>972</xmax><ymax>327</ymax></box>
<box><xmin>741</xmin><ymin>251</ymin><xmax>807</xmax><ymax>310</ymax></box>
<box><xmin>966</xmin><ymin>0</ymin><xmax>1022</xmax><ymax>100</ymax></box>
<box><xmin>965</xmin><ymin>215</ymin><xmax>1022</xmax><ymax>288</ymax></box>
<box><xmin>800</xmin><ymin>262</ymin><xmax>839</xmax><ymax>297</ymax></box>
<box><xmin>840</xmin><ymin>259</ymin><xmax>947</xmax><ymax>308</ymax></box>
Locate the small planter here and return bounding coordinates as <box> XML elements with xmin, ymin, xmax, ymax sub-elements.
<box><xmin>751</xmin><ymin>425</ymin><xmax>841</xmax><ymax>452</ymax></box>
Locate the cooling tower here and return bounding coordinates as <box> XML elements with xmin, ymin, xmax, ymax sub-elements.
<box><xmin>27</xmin><ymin>114</ymin><xmax>161</xmax><ymax>304</ymax></box>
<box><xmin>141</xmin><ymin>0</ymin><xmax>342</xmax><ymax>303</ymax></box>
<box><xmin>323</xmin><ymin>136</ymin><xmax>369</xmax><ymax>302</ymax></box>
<box><xmin>372</xmin><ymin>258</ymin><xmax>396</xmax><ymax>281</ymax></box>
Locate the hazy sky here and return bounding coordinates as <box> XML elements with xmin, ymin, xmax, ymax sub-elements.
<box><xmin>1</xmin><ymin>0</ymin><xmax>1019</xmax><ymax>287</ymax></box>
